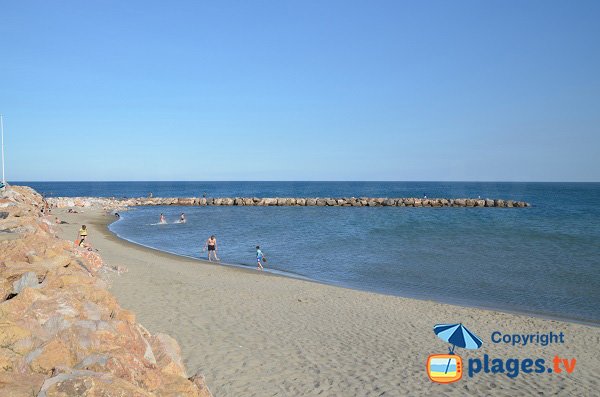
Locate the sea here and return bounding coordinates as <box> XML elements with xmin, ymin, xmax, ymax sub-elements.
<box><xmin>16</xmin><ymin>181</ymin><xmax>600</xmax><ymax>325</ymax></box>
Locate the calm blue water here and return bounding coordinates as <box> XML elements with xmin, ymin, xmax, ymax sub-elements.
<box><xmin>16</xmin><ymin>181</ymin><xmax>600</xmax><ymax>324</ymax></box>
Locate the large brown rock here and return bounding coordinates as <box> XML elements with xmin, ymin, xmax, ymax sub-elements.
<box><xmin>12</xmin><ymin>271</ymin><xmax>40</xmax><ymax>294</ymax></box>
<box><xmin>263</xmin><ymin>198</ymin><xmax>278</xmax><ymax>206</ymax></box>
<box><xmin>0</xmin><ymin>320</ymin><xmax>33</xmax><ymax>349</ymax></box>
<box><xmin>28</xmin><ymin>339</ymin><xmax>77</xmax><ymax>374</ymax></box>
<box><xmin>38</xmin><ymin>371</ymin><xmax>152</xmax><ymax>397</ymax></box>
<box><xmin>158</xmin><ymin>372</ymin><xmax>212</xmax><ymax>397</ymax></box>
<box><xmin>0</xmin><ymin>346</ymin><xmax>20</xmax><ymax>371</ymax></box>
<box><xmin>0</xmin><ymin>372</ymin><xmax>47</xmax><ymax>397</ymax></box>
<box><xmin>454</xmin><ymin>199</ymin><xmax>466</xmax><ymax>206</ymax></box>
<box><xmin>151</xmin><ymin>333</ymin><xmax>187</xmax><ymax>377</ymax></box>
<box><xmin>189</xmin><ymin>372</ymin><xmax>213</xmax><ymax>397</ymax></box>
<box><xmin>177</xmin><ymin>198</ymin><xmax>195</xmax><ymax>206</ymax></box>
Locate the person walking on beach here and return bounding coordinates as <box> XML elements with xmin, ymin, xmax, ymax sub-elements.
<box><xmin>203</xmin><ymin>235</ymin><xmax>220</xmax><ymax>261</ymax></box>
<box><xmin>256</xmin><ymin>245</ymin><xmax>266</xmax><ymax>270</ymax></box>
<box><xmin>78</xmin><ymin>225</ymin><xmax>88</xmax><ymax>246</ymax></box>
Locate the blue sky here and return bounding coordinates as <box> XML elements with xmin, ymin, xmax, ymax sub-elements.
<box><xmin>1</xmin><ymin>1</ymin><xmax>598</xmax><ymax>181</ymax></box>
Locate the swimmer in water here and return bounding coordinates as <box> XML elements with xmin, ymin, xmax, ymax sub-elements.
<box><xmin>179</xmin><ymin>213</ymin><xmax>186</xmax><ymax>223</ymax></box>
<box><xmin>159</xmin><ymin>213</ymin><xmax>167</xmax><ymax>224</ymax></box>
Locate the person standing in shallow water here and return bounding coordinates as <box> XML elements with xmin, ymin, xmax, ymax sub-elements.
<box><xmin>203</xmin><ymin>235</ymin><xmax>220</xmax><ymax>261</ymax></box>
<box><xmin>256</xmin><ymin>246</ymin><xmax>266</xmax><ymax>270</ymax></box>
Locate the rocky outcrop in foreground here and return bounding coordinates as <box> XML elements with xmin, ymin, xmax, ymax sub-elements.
<box><xmin>47</xmin><ymin>196</ymin><xmax>530</xmax><ymax>209</ymax></box>
<box><xmin>0</xmin><ymin>185</ymin><xmax>212</xmax><ymax>396</ymax></box>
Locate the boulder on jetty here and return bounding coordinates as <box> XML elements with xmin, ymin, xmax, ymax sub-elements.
<box><xmin>46</xmin><ymin>196</ymin><xmax>530</xmax><ymax>209</ymax></box>
<box><xmin>0</xmin><ymin>185</ymin><xmax>212</xmax><ymax>397</ymax></box>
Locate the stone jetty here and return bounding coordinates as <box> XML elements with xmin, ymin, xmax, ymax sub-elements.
<box><xmin>46</xmin><ymin>196</ymin><xmax>530</xmax><ymax>209</ymax></box>
<box><xmin>0</xmin><ymin>185</ymin><xmax>212</xmax><ymax>396</ymax></box>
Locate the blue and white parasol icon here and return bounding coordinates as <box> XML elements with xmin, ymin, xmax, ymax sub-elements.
<box><xmin>433</xmin><ymin>323</ymin><xmax>482</xmax><ymax>375</ymax></box>
<box><xmin>433</xmin><ymin>323</ymin><xmax>482</xmax><ymax>354</ymax></box>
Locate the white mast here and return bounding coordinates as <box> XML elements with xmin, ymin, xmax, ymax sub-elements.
<box><xmin>0</xmin><ymin>114</ymin><xmax>5</xmax><ymax>185</ymax></box>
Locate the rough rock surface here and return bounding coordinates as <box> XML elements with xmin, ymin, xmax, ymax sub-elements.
<box><xmin>46</xmin><ymin>195</ymin><xmax>530</xmax><ymax>209</ymax></box>
<box><xmin>0</xmin><ymin>185</ymin><xmax>212</xmax><ymax>397</ymax></box>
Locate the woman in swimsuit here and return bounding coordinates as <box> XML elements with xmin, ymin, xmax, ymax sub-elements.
<box><xmin>159</xmin><ymin>213</ymin><xmax>167</xmax><ymax>224</ymax></box>
<box><xmin>203</xmin><ymin>235</ymin><xmax>220</xmax><ymax>261</ymax></box>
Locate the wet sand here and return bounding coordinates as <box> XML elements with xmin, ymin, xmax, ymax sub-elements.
<box><xmin>54</xmin><ymin>208</ymin><xmax>600</xmax><ymax>396</ymax></box>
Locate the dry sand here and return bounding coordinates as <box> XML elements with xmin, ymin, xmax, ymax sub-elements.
<box><xmin>54</xmin><ymin>208</ymin><xmax>600</xmax><ymax>396</ymax></box>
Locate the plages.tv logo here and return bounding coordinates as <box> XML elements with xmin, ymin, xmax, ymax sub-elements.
<box><xmin>426</xmin><ymin>323</ymin><xmax>483</xmax><ymax>384</ymax></box>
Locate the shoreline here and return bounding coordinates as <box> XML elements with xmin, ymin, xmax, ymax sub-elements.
<box><xmin>108</xmin><ymin>220</ymin><xmax>316</xmax><ymax>282</ymax></box>
<box><xmin>106</xmin><ymin>215</ymin><xmax>599</xmax><ymax>328</ymax></box>
<box><xmin>53</xmin><ymin>206</ymin><xmax>600</xmax><ymax>396</ymax></box>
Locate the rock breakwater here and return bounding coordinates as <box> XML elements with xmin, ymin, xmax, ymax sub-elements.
<box><xmin>0</xmin><ymin>185</ymin><xmax>212</xmax><ymax>396</ymax></box>
<box><xmin>47</xmin><ymin>196</ymin><xmax>530</xmax><ymax>209</ymax></box>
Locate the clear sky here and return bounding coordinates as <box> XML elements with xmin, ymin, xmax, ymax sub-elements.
<box><xmin>1</xmin><ymin>1</ymin><xmax>598</xmax><ymax>181</ymax></box>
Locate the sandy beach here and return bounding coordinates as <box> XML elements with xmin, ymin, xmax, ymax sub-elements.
<box><xmin>54</xmin><ymin>208</ymin><xmax>600</xmax><ymax>396</ymax></box>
